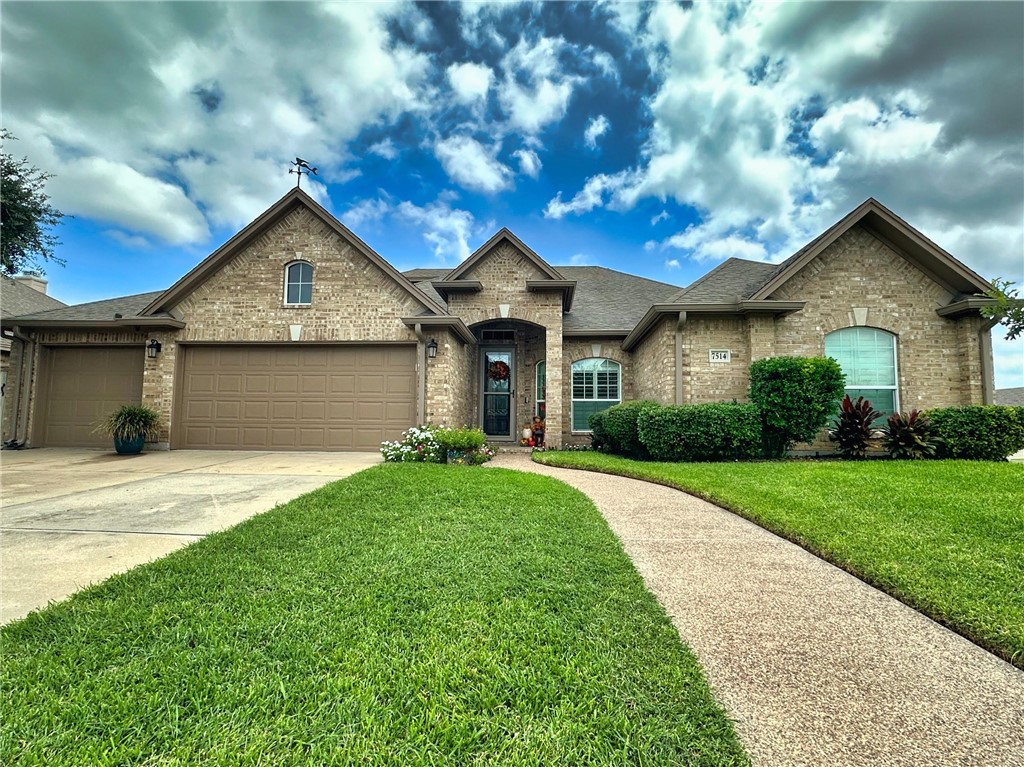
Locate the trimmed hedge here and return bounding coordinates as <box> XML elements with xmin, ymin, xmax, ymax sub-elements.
<box><xmin>597</xmin><ymin>400</ymin><xmax>659</xmax><ymax>458</ymax></box>
<box><xmin>929</xmin><ymin>406</ymin><xmax>1024</xmax><ymax>461</ymax></box>
<box><xmin>637</xmin><ymin>403</ymin><xmax>762</xmax><ymax>462</ymax></box>
<box><xmin>749</xmin><ymin>356</ymin><xmax>845</xmax><ymax>457</ymax></box>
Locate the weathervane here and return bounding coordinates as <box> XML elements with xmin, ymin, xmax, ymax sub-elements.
<box><xmin>288</xmin><ymin>157</ymin><xmax>318</xmax><ymax>188</ymax></box>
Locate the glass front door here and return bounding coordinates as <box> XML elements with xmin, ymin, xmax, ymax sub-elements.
<box><xmin>482</xmin><ymin>349</ymin><xmax>514</xmax><ymax>438</ymax></box>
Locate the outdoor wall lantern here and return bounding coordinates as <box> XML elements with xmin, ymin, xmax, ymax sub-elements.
<box><xmin>426</xmin><ymin>338</ymin><xmax>438</xmax><ymax>359</ymax></box>
<box><xmin>146</xmin><ymin>339</ymin><xmax>162</xmax><ymax>359</ymax></box>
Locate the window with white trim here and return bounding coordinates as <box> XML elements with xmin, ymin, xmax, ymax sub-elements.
<box><xmin>571</xmin><ymin>358</ymin><xmax>621</xmax><ymax>431</ymax></box>
<box><xmin>284</xmin><ymin>261</ymin><xmax>313</xmax><ymax>305</ymax></box>
<box><xmin>824</xmin><ymin>327</ymin><xmax>899</xmax><ymax>415</ymax></box>
<box><xmin>536</xmin><ymin>360</ymin><xmax>546</xmax><ymax>419</ymax></box>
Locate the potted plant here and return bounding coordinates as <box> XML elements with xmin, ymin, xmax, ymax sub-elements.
<box><xmin>96</xmin><ymin>405</ymin><xmax>161</xmax><ymax>455</ymax></box>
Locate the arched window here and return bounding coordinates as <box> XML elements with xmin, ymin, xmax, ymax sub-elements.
<box><xmin>824</xmin><ymin>327</ymin><xmax>899</xmax><ymax>414</ymax></box>
<box><xmin>535</xmin><ymin>360</ymin><xmax>546</xmax><ymax>419</ymax></box>
<box><xmin>571</xmin><ymin>358</ymin><xmax>621</xmax><ymax>432</ymax></box>
<box><xmin>284</xmin><ymin>261</ymin><xmax>313</xmax><ymax>305</ymax></box>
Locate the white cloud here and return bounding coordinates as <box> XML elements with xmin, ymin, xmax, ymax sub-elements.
<box><xmin>434</xmin><ymin>135</ymin><xmax>513</xmax><ymax>194</ymax></box>
<box><xmin>664</xmin><ymin>258</ymin><xmax>681</xmax><ymax>269</ymax></box>
<box><xmin>544</xmin><ymin>171</ymin><xmax>633</xmax><ymax>219</ymax></box>
<box><xmin>513</xmin><ymin>148</ymin><xmax>542</xmax><ymax>179</ymax></box>
<box><xmin>651</xmin><ymin>210</ymin><xmax>669</xmax><ymax>225</ymax></box>
<box><xmin>1</xmin><ymin>2</ymin><xmax>432</xmax><ymax>242</ymax></box>
<box><xmin>584</xmin><ymin>115</ymin><xmax>610</xmax><ymax>149</ymax></box>
<box><xmin>644</xmin><ymin>240</ymin><xmax>657</xmax><ymax>252</ymax></box>
<box><xmin>447</xmin><ymin>62</ymin><xmax>493</xmax><ymax>103</ymax></box>
<box><xmin>104</xmin><ymin>230</ymin><xmax>151</xmax><ymax>249</ymax></box>
<box><xmin>341</xmin><ymin>198</ymin><xmax>392</xmax><ymax>229</ymax></box>
<box><xmin>368</xmin><ymin>139</ymin><xmax>399</xmax><ymax>160</ymax></box>
<box><xmin>568</xmin><ymin>253</ymin><xmax>598</xmax><ymax>265</ymax></box>
<box><xmin>497</xmin><ymin>36</ymin><xmax>581</xmax><ymax>135</ymax></box>
<box><xmin>396</xmin><ymin>199</ymin><xmax>482</xmax><ymax>262</ymax></box>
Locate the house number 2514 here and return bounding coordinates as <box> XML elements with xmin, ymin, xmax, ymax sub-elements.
<box><xmin>709</xmin><ymin>349</ymin><xmax>731</xmax><ymax>363</ymax></box>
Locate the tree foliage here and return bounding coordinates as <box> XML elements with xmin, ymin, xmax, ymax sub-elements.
<box><xmin>981</xmin><ymin>278</ymin><xmax>1024</xmax><ymax>341</ymax></box>
<box><xmin>1</xmin><ymin>130</ymin><xmax>66</xmax><ymax>275</ymax></box>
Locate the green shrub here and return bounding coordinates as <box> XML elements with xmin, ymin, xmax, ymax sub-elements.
<box><xmin>882</xmin><ymin>410</ymin><xmax>939</xmax><ymax>459</ymax></box>
<box><xmin>637</xmin><ymin>403</ymin><xmax>762</xmax><ymax>462</ymax></box>
<box><xmin>588</xmin><ymin>410</ymin><xmax>610</xmax><ymax>451</ymax></box>
<box><xmin>600</xmin><ymin>400</ymin><xmax>659</xmax><ymax>458</ymax></box>
<box><xmin>749</xmin><ymin>356</ymin><xmax>845</xmax><ymax>457</ymax></box>
<box><xmin>435</xmin><ymin>426</ymin><xmax>487</xmax><ymax>452</ymax></box>
<box><xmin>829</xmin><ymin>395</ymin><xmax>883</xmax><ymax>459</ymax></box>
<box><xmin>95</xmin><ymin>404</ymin><xmax>161</xmax><ymax>442</ymax></box>
<box><xmin>929</xmin><ymin>405</ymin><xmax>1024</xmax><ymax>460</ymax></box>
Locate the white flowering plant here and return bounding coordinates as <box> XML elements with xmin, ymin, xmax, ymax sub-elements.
<box><xmin>380</xmin><ymin>424</ymin><xmax>445</xmax><ymax>463</ymax></box>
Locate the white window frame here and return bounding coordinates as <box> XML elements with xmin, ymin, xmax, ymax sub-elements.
<box><xmin>283</xmin><ymin>260</ymin><xmax>314</xmax><ymax>306</ymax></box>
<box><xmin>825</xmin><ymin>327</ymin><xmax>900</xmax><ymax>413</ymax></box>
<box><xmin>570</xmin><ymin>358</ymin><xmax>621</xmax><ymax>433</ymax></box>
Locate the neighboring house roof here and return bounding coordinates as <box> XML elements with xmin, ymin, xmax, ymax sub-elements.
<box><xmin>140</xmin><ymin>187</ymin><xmax>447</xmax><ymax>318</ymax></box>
<box><xmin>1</xmin><ymin>276</ymin><xmax>66</xmax><ymax>318</ymax></box>
<box><xmin>995</xmin><ymin>387</ymin><xmax>1024</xmax><ymax>406</ymax></box>
<box><xmin>1</xmin><ymin>291</ymin><xmax>184</xmax><ymax>329</ymax></box>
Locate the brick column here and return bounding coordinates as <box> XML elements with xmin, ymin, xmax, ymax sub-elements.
<box><xmin>544</xmin><ymin>319</ymin><xmax>563</xmax><ymax>448</ymax></box>
<box><xmin>746</xmin><ymin>314</ymin><xmax>776</xmax><ymax>362</ymax></box>
<box><xmin>956</xmin><ymin>315</ymin><xmax>985</xmax><ymax>405</ymax></box>
<box><xmin>142</xmin><ymin>330</ymin><xmax>179</xmax><ymax>447</ymax></box>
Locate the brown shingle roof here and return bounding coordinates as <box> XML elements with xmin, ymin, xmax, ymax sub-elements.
<box><xmin>4</xmin><ymin>291</ymin><xmax>165</xmax><ymax>322</ymax></box>
<box><xmin>669</xmin><ymin>258</ymin><xmax>779</xmax><ymax>303</ymax></box>
<box><xmin>1</xmin><ymin>276</ymin><xmax>66</xmax><ymax>318</ymax></box>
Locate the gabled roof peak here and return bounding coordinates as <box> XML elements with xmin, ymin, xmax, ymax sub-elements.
<box><xmin>444</xmin><ymin>227</ymin><xmax>565</xmax><ymax>282</ymax></box>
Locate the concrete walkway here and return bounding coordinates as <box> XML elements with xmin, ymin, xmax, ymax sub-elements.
<box><xmin>1</xmin><ymin>449</ymin><xmax>380</xmax><ymax>624</ymax></box>
<box><xmin>492</xmin><ymin>453</ymin><xmax>1024</xmax><ymax>767</ymax></box>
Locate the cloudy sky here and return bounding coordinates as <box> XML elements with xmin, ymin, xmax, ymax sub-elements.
<box><xmin>3</xmin><ymin>1</ymin><xmax>1022</xmax><ymax>386</ymax></box>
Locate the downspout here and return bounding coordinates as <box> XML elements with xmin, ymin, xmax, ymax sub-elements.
<box><xmin>979</xmin><ymin>318</ymin><xmax>998</xmax><ymax>405</ymax></box>
<box><xmin>674</xmin><ymin>311</ymin><xmax>686</xmax><ymax>405</ymax></box>
<box><xmin>5</xmin><ymin>325</ymin><xmax>35</xmax><ymax>447</ymax></box>
<box><xmin>413</xmin><ymin>323</ymin><xmax>427</xmax><ymax>425</ymax></box>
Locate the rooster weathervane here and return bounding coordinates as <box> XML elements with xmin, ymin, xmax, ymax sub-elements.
<box><xmin>289</xmin><ymin>157</ymin><xmax>318</xmax><ymax>188</ymax></box>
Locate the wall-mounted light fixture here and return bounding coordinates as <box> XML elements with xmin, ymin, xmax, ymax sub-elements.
<box><xmin>426</xmin><ymin>338</ymin><xmax>438</xmax><ymax>359</ymax></box>
<box><xmin>146</xmin><ymin>339</ymin><xmax>162</xmax><ymax>359</ymax></box>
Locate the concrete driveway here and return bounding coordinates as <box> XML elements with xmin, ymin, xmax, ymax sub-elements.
<box><xmin>0</xmin><ymin>448</ymin><xmax>380</xmax><ymax>624</ymax></box>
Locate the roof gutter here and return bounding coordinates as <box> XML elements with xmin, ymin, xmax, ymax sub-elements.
<box><xmin>0</xmin><ymin>317</ymin><xmax>186</xmax><ymax>330</ymax></box>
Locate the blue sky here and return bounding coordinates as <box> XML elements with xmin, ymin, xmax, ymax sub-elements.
<box><xmin>3</xmin><ymin>1</ymin><xmax>1022</xmax><ymax>386</ymax></box>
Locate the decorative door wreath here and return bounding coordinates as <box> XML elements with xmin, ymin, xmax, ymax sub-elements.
<box><xmin>487</xmin><ymin>360</ymin><xmax>511</xmax><ymax>381</ymax></box>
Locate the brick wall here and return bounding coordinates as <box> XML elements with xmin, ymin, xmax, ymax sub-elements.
<box><xmin>425</xmin><ymin>329</ymin><xmax>475</xmax><ymax>428</ymax></box>
<box><xmin>769</xmin><ymin>224</ymin><xmax>978</xmax><ymax>409</ymax></box>
<box><xmin>633</xmin><ymin>316</ymin><xmax>676</xmax><ymax>404</ymax></box>
<box><xmin>177</xmin><ymin>208</ymin><xmax>424</xmax><ymax>344</ymax></box>
<box><xmin>687</xmin><ymin>316</ymin><xmax>750</xmax><ymax>403</ymax></box>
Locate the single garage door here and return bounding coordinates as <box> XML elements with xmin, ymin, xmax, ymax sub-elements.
<box><xmin>177</xmin><ymin>345</ymin><xmax>416</xmax><ymax>450</ymax></box>
<box><xmin>40</xmin><ymin>346</ymin><xmax>144</xmax><ymax>447</ymax></box>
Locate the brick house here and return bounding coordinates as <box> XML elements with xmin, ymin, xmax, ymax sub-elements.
<box><xmin>0</xmin><ymin>189</ymin><xmax>997</xmax><ymax>451</ymax></box>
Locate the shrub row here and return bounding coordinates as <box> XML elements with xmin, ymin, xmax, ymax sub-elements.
<box><xmin>930</xmin><ymin>406</ymin><xmax>1024</xmax><ymax>461</ymax></box>
<box><xmin>590</xmin><ymin>402</ymin><xmax>762</xmax><ymax>462</ymax></box>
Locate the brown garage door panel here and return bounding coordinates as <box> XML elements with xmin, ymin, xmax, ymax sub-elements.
<box><xmin>41</xmin><ymin>347</ymin><xmax>144</xmax><ymax>447</ymax></box>
<box><xmin>178</xmin><ymin>345</ymin><xmax>417</xmax><ymax>451</ymax></box>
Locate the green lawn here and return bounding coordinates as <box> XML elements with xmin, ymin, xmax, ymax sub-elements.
<box><xmin>1</xmin><ymin>464</ymin><xmax>747</xmax><ymax>767</ymax></box>
<box><xmin>535</xmin><ymin>451</ymin><xmax>1024</xmax><ymax>668</ymax></box>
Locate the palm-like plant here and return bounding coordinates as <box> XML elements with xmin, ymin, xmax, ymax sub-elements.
<box><xmin>882</xmin><ymin>409</ymin><xmax>940</xmax><ymax>460</ymax></box>
<box><xmin>829</xmin><ymin>395</ymin><xmax>882</xmax><ymax>459</ymax></box>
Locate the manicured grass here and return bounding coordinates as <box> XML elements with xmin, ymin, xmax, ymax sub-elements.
<box><xmin>534</xmin><ymin>451</ymin><xmax>1024</xmax><ymax>668</ymax></box>
<box><xmin>0</xmin><ymin>464</ymin><xmax>747</xmax><ymax>767</ymax></box>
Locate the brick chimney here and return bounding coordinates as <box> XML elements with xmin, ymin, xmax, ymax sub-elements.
<box><xmin>13</xmin><ymin>274</ymin><xmax>48</xmax><ymax>294</ymax></box>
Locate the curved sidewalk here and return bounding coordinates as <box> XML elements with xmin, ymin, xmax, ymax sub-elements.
<box><xmin>493</xmin><ymin>453</ymin><xmax>1024</xmax><ymax>767</ymax></box>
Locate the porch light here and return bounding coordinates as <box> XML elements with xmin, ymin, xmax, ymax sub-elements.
<box><xmin>426</xmin><ymin>338</ymin><xmax>438</xmax><ymax>359</ymax></box>
<box><xmin>146</xmin><ymin>339</ymin><xmax>162</xmax><ymax>359</ymax></box>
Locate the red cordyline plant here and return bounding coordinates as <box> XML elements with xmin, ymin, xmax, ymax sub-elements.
<box><xmin>829</xmin><ymin>395</ymin><xmax>882</xmax><ymax>459</ymax></box>
<box><xmin>882</xmin><ymin>409</ymin><xmax>941</xmax><ymax>460</ymax></box>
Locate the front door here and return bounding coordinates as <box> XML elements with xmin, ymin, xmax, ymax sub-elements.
<box><xmin>481</xmin><ymin>349</ymin><xmax>514</xmax><ymax>439</ymax></box>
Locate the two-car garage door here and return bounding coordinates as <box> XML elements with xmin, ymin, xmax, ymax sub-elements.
<box><xmin>176</xmin><ymin>345</ymin><xmax>416</xmax><ymax>450</ymax></box>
